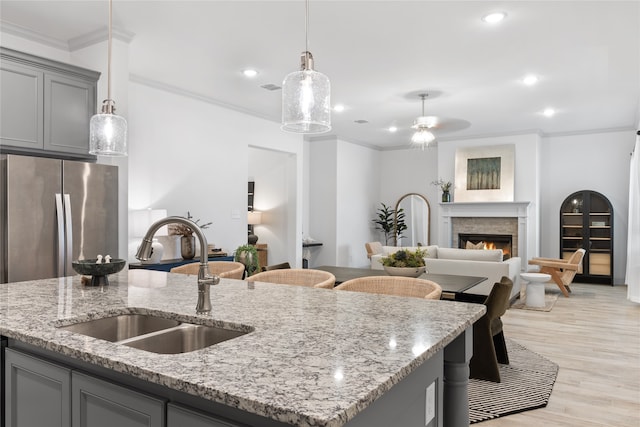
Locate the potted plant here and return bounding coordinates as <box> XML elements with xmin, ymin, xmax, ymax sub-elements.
<box><xmin>169</xmin><ymin>211</ymin><xmax>212</xmax><ymax>260</ymax></box>
<box><xmin>432</xmin><ymin>178</ymin><xmax>453</xmax><ymax>202</ymax></box>
<box><xmin>234</xmin><ymin>244</ymin><xmax>259</xmax><ymax>276</ymax></box>
<box><xmin>372</xmin><ymin>203</ymin><xmax>407</xmax><ymax>245</ymax></box>
<box><xmin>381</xmin><ymin>247</ymin><xmax>428</xmax><ymax>277</ymax></box>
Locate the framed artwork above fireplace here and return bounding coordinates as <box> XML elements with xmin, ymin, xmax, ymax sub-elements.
<box><xmin>454</xmin><ymin>144</ymin><xmax>515</xmax><ymax>202</ymax></box>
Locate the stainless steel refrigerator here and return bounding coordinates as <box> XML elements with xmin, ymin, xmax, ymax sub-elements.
<box><xmin>1</xmin><ymin>154</ymin><xmax>118</xmax><ymax>283</ymax></box>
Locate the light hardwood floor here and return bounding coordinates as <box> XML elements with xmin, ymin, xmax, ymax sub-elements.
<box><xmin>480</xmin><ymin>282</ymin><xmax>640</xmax><ymax>426</ymax></box>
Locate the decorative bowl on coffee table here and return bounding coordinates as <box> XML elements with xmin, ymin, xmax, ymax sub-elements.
<box><xmin>72</xmin><ymin>259</ymin><xmax>126</xmax><ymax>286</ymax></box>
<box><xmin>383</xmin><ymin>266</ymin><xmax>427</xmax><ymax>278</ymax></box>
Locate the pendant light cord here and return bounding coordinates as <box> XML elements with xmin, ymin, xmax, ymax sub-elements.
<box><xmin>305</xmin><ymin>0</ymin><xmax>309</xmax><ymax>53</ymax></box>
<box><xmin>107</xmin><ymin>0</ymin><xmax>113</xmax><ymax>102</ymax></box>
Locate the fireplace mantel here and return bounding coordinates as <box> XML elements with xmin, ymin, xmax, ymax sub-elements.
<box><xmin>439</xmin><ymin>201</ymin><xmax>532</xmax><ymax>265</ymax></box>
<box><xmin>440</xmin><ymin>201</ymin><xmax>531</xmax><ymax>218</ymax></box>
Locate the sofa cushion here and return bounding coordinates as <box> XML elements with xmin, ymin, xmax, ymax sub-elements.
<box><xmin>437</xmin><ymin>247</ymin><xmax>503</xmax><ymax>262</ymax></box>
<box><xmin>466</xmin><ymin>241</ymin><xmax>484</xmax><ymax>250</ymax></box>
<box><xmin>423</xmin><ymin>245</ymin><xmax>438</xmax><ymax>258</ymax></box>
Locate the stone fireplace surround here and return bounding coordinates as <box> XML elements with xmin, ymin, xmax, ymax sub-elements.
<box><xmin>439</xmin><ymin>201</ymin><xmax>531</xmax><ymax>267</ymax></box>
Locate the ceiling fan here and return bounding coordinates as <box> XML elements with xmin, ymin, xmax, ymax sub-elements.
<box><xmin>408</xmin><ymin>92</ymin><xmax>470</xmax><ymax>148</ymax></box>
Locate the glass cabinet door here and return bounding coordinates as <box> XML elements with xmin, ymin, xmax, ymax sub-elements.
<box><xmin>559</xmin><ymin>190</ymin><xmax>613</xmax><ymax>284</ymax></box>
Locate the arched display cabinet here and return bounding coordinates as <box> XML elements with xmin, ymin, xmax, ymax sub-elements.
<box><xmin>560</xmin><ymin>190</ymin><xmax>613</xmax><ymax>284</ymax></box>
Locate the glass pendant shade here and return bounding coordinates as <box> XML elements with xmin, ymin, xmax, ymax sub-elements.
<box><xmin>282</xmin><ymin>68</ymin><xmax>331</xmax><ymax>134</ymax></box>
<box><xmin>89</xmin><ymin>109</ymin><xmax>128</xmax><ymax>156</ymax></box>
<box><xmin>89</xmin><ymin>0</ymin><xmax>127</xmax><ymax>156</ymax></box>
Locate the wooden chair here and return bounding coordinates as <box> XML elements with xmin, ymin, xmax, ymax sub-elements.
<box><xmin>334</xmin><ymin>276</ymin><xmax>442</xmax><ymax>300</ymax></box>
<box><xmin>528</xmin><ymin>248</ymin><xmax>586</xmax><ymax>297</ymax></box>
<box><xmin>365</xmin><ymin>242</ymin><xmax>383</xmax><ymax>260</ymax></box>
<box><xmin>470</xmin><ymin>276</ymin><xmax>513</xmax><ymax>383</ymax></box>
<box><xmin>261</xmin><ymin>262</ymin><xmax>291</xmax><ymax>272</ymax></box>
<box><xmin>170</xmin><ymin>261</ymin><xmax>245</xmax><ymax>280</ymax></box>
<box><xmin>248</xmin><ymin>269</ymin><xmax>335</xmax><ymax>289</ymax></box>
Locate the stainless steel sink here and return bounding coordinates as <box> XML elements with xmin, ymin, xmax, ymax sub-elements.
<box><xmin>121</xmin><ymin>324</ymin><xmax>248</xmax><ymax>354</ymax></box>
<box><xmin>58</xmin><ymin>313</ymin><xmax>250</xmax><ymax>354</ymax></box>
<box><xmin>58</xmin><ymin>314</ymin><xmax>180</xmax><ymax>342</ymax></box>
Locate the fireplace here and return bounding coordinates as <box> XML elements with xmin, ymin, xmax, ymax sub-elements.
<box><xmin>438</xmin><ymin>201</ymin><xmax>532</xmax><ymax>264</ymax></box>
<box><xmin>459</xmin><ymin>233</ymin><xmax>513</xmax><ymax>260</ymax></box>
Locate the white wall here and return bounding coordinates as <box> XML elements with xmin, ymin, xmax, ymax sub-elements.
<box><xmin>378</xmin><ymin>147</ymin><xmax>441</xmax><ymax>246</ymax></box>
<box><xmin>436</xmin><ymin>133</ymin><xmax>541</xmax><ymax>259</ymax></box>
<box><xmin>128</xmin><ymin>81</ymin><xmax>303</xmax><ymax>262</ymax></box>
<box><xmin>540</xmin><ymin>129</ymin><xmax>635</xmax><ymax>284</ymax></box>
<box><xmin>336</xmin><ymin>141</ymin><xmax>381</xmax><ymax>267</ymax></box>
<box><xmin>248</xmin><ymin>147</ymin><xmax>297</xmax><ymax>267</ymax></box>
<box><xmin>307</xmin><ymin>137</ymin><xmax>380</xmax><ymax>268</ymax></box>
<box><xmin>308</xmin><ymin>138</ymin><xmax>338</xmax><ymax>267</ymax></box>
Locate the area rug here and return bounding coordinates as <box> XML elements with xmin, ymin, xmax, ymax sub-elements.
<box><xmin>469</xmin><ymin>339</ymin><xmax>559</xmax><ymax>423</ymax></box>
<box><xmin>511</xmin><ymin>291</ymin><xmax>560</xmax><ymax>312</ymax></box>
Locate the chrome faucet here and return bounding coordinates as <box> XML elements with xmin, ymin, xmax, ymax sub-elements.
<box><xmin>135</xmin><ymin>216</ymin><xmax>219</xmax><ymax>314</ymax></box>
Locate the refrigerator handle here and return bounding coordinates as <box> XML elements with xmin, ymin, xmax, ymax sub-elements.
<box><xmin>55</xmin><ymin>193</ymin><xmax>65</xmax><ymax>277</ymax></box>
<box><xmin>63</xmin><ymin>194</ymin><xmax>73</xmax><ymax>276</ymax></box>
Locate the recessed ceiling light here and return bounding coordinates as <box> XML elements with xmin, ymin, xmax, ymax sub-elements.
<box><xmin>482</xmin><ymin>12</ymin><xmax>507</xmax><ymax>24</ymax></box>
<box><xmin>242</xmin><ymin>69</ymin><xmax>258</xmax><ymax>78</ymax></box>
<box><xmin>333</xmin><ymin>104</ymin><xmax>345</xmax><ymax>112</ymax></box>
<box><xmin>543</xmin><ymin>108</ymin><xmax>556</xmax><ymax>117</ymax></box>
<box><xmin>523</xmin><ymin>74</ymin><xmax>539</xmax><ymax>86</ymax></box>
<box><xmin>388</xmin><ymin>126</ymin><xmax>398</xmax><ymax>133</ymax></box>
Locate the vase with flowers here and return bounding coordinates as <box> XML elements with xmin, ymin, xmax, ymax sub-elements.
<box><xmin>169</xmin><ymin>211</ymin><xmax>212</xmax><ymax>260</ymax></box>
<box><xmin>432</xmin><ymin>178</ymin><xmax>453</xmax><ymax>203</ymax></box>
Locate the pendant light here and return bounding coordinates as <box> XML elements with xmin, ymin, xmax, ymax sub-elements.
<box><xmin>89</xmin><ymin>0</ymin><xmax>127</xmax><ymax>156</ymax></box>
<box><xmin>281</xmin><ymin>0</ymin><xmax>331</xmax><ymax>134</ymax></box>
<box><xmin>410</xmin><ymin>94</ymin><xmax>436</xmax><ymax>149</ymax></box>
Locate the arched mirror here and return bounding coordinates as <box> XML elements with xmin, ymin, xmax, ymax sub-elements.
<box><xmin>394</xmin><ymin>193</ymin><xmax>431</xmax><ymax>246</ymax></box>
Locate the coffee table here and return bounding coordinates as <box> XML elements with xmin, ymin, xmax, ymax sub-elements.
<box><xmin>315</xmin><ymin>265</ymin><xmax>486</xmax><ymax>301</ymax></box>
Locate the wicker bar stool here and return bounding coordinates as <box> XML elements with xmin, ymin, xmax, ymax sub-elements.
<box><xmin>334</xmin><ymin>276</ymin><xmax>442</xmax><ymax>300</ymax></box>
<box><xmin>170</xmin><ymin>261</ymin><xmax>245</xmax><ymax>280</ymax></box>
<box><xmin>248</xmin><ymin>269</ymin><xmax>335</xmax><ymax>289</ymax></box>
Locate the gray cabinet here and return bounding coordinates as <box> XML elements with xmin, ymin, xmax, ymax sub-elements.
<box><xmin>0</xmin><ymin>47</ymin><xmax>99</xmax><ymax>159</ymax></box>
<box><xmin>72</xmin><ymin>371</ymin><xmax>165</xmax><ymax>427</ymax></box>
<box><xmin>4</xmin><ymin>348</ymin><xmax>164</xmax><ymax>427</ymax></box>
<box><xmin>167</xmin><ymin>403</ymin><xmax>245</xmax><ymax>427</ymax></box>
<box><xmin>5</xmin><ymin>348</ymin><xmax>72</xmax><ymax>427</ymax></box>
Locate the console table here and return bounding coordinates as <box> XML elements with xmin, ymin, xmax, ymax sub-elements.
<box><xmin>129</xmin><ymin>254</ymin><xmax>234</xmax><ymax>272</ymax></box>
<box><xmin>302</xmin><ymin>241</ymin><xmax>323</xmax><ymax>268</ymax></box>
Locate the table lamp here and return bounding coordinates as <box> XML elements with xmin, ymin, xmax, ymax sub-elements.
<box><xmin>247</xmin><ymin>211</ymin><xmax>263</xmax><ymax>245</ymax></box>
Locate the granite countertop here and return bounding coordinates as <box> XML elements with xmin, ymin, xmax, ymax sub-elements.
<box><xmin>0</xmin><ymin>269</ymin><xmax>485</xmax><ymax>427</ymax></box>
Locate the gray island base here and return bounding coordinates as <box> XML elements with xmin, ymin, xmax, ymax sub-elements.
<box><xmin>1</xmin><ymin>270</ymin><xmax>484</xmax><ymax>427</ymax></box>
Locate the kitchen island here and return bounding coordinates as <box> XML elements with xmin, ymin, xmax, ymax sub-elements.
<box><xmin>1</xmin><ymin>269</ymin><xmax>484</xmax><ymax>427</ymax></box>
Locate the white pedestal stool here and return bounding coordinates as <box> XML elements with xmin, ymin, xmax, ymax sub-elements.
<box><xmin>520</xmin><ymin>272</ymin><xmax>551</xmax><ymax>308</ymax></box>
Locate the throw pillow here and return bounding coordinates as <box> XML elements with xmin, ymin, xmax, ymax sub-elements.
<box><xmin>466</xmin><ymin>241</ymin><xmax>485</xmax><ymax>250</ymax></box>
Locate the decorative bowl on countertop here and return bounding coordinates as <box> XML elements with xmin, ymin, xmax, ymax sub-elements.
<box><xmin>72</xmin><ymin>259</ymin><xmax>126</xmax><ymax>286</ymax></box>
<box><xmin>383</xmin><ymin>265</ymin><xmax>427</xmax><ymax>278</ymax></box>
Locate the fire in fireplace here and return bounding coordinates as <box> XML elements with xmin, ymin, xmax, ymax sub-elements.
<box><xmin>458</xmin><ymin>233</ymin><xmax>513</xmax><ymax>260</ymax></box>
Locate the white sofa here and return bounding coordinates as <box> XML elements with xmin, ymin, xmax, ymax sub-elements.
<box><xmin>370</xmin><ymin>245</ymin><xmax>521</xmax><ymax>301</ymax></box>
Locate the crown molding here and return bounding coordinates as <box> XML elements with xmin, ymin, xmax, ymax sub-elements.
<box><xmin>1</xmin><ymin>20</ymin><xmax>134</xmax><ymax>52</ymax></box>
<box><xmin>129</xmin><ymin>74</ymin><xmax>277</xmax><ymax>123</ymax></box>
<box><xmin>68</xmin><ymin>26</ymin><xmax>135</xmax><ymax>51</ymax></box>
<box><xmin>0</xmin><ymin>20</ymin><xmax>69</xmax><ymax>50</ymax></box>
<box><xmin>542</xmin><ymin>126</ymin><xmax>635</xmax><ymax>138</ymax></box>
